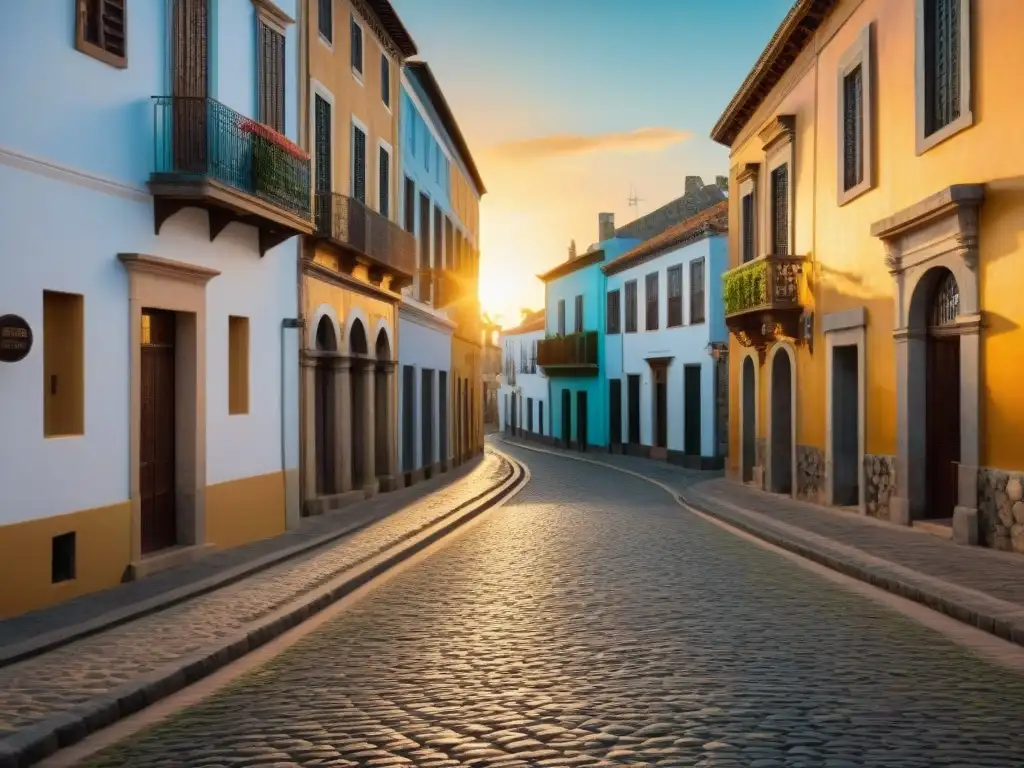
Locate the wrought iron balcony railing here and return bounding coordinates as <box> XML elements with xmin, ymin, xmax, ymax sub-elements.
<box><xmin>152</xmin><ymin>96</ymin><xmax>312</xmax><ymax>224</ymax></box>
<box><xmin>537</xmin><ymin>331</ymin><xmax>599</xmax><ymax>372</ymax></box>
<box><xmin>315</xmin><ymin>193</ymin><xmax>416</xmax><ymax>279</ymax></box>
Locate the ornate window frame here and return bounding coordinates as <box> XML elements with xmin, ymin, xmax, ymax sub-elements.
<box><xmin>737</xmin><ymin>163</ymin><xmax>759</xmax><ymax>262</ymax></box>
<box><xmin>759</xmin><ymin>115</ymin><xmax>796</xmax><ymax>256</ymax></box>
<box><xmin>915</xmin><ymin>0</ymin><xmax>974</xmax><ymax>155</ymax></box>
<box><xmin>837</xmin><ymin>24</ymin><xmax>875</xmax><ymax>205</ymax></box>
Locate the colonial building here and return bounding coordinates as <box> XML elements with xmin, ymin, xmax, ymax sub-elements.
<box><xmin>714</xmin><ymin>0</ymin><xmax>1024</xmax><ymax>551</ymax></box>
<box><xmin>401</xmin><ymin>61</ymin><xmax>487</xmax><ymax>466</ymax></box>
<box><xmin>299</xmin><ymin>0</ymin><xmax>417</xmax><ymax>513</ymax></box>
<box><xmin>603</xmin><ymin>202</ymin><xmax>730</xmax><ymax>468</ymax></box>
<box><xmin>0</xmin><ymin>0</ymin><xmax>308</xmax><ymax>617</ymax></box>
<box><xmin>482</xmin><ymin>317</ymin><xmax>502</xmax><ymax>430</ymax></box>
<box><xmin>498</xmin><ymin>311</ymin><xmax>547</xmax><ymax>440</ymax></box>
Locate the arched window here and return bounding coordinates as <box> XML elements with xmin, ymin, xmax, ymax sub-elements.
<box><xmin>931</xmin><ymin>271</ymin><xmax>960</xmax><ymax>327</ymax></box>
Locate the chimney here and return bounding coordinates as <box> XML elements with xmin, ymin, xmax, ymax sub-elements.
<box><xmin>598</xmin><ymin>212</ymin><xmax>615</xmax><ymax>242</ymax></box>
<box><xmin>684</xmin><ymin>176</ymin><xmax>704</xmax><ymax>195</ymax></box>
<box><xmin>716</xmin><ymin>175</ymin><xmax>729</xmax><ymax>193</ymax></box>
<box><xmin>567</xmin><ymin>239</ymin><xmax>577</xmax><ymax>262</ymax></box>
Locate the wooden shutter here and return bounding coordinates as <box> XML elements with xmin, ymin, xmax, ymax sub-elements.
<box><xmin>79</xmin><ymin>0</ymin><xmax>128</xmax><ymax>65</ymax></box>
<box><xmin>741</xmin><ymin>192</ymin><xmax>755</xmax><ymax>262</ymax></box>
<box><xmin>381</xmin><ymin>54</ymin><xmax>391</xmax><ymax>106</ymax></box>
<box><xmin>645</xmin><ymin>273</ymin><xmax>659</xmax><ymax>331</ymax></box>
<box><xmin>404</xmin><ymin>177</ymin><xmax>415</xmax><ymax>233</ymax></box>
<box><xmin>690</xmin><ymin>259</ymin><xmax>705</xmax><ymax>324</ymax></box>
<box><xmin>667</xmin><ymin>265</ymin><xmax>682</xmax><ymax>327</ymax></box>
<box><xmin>314</xmin><ymin>95</ymin><xmax>332</xmax><ymax>227</ymax></box>
<box><xmin>606</xmin><ymin>290</ymin><xmax>620</xmax><ymax>334</ymax></box>
<box><xmin>172</xmin><ymin>0</ymin><xmax>208</xmax><ymax>173</ymax></box>
<box><xmin>378</xmin><ymin>146</ymin><xmax>390</xmax><ymax>216</ymax></box>
<box><xmin>350</xmin><ymin>17</ymin><xmax>363</xmax><ymax>73</ymax></box>
<box><xmin>924</xmin><ymin>0</ymin><xmax>961</xmax><ymax>134</ymax></box>
<box><xmin>258</xmin><ymin>20</ymin><xmax>285</xmax><ymax>133</ymax></box>
<box><xmin>771</xmin><ymin>164</ymin><xmax>789</xmax><ymax>256</ymax></box>
<box><xmin>318</xmin><ymin>0</ymin><xmax>332</xmax><ymax>42</ymax></box>
<box><xmin>842</xmin><ymin>65</ymin><xmax>863</xmax><ymax>190</ymax></box>
<box><xmin>574</xmin><ymin>295</ymin><xmax>583</xmax><ymax>333</ymax></box>
<box><xmin>557</xmin><ymin>300</ymin><xmax>565</xmax><ymax>336</ymax></box>
<box><xmin>352</xmin><ymin>126</ymin><xmax>366</xmax><ymax>203</ymax></box>
<box><xmin>625</xmin><ymin>281</ymin><xmax>637</xmax><ymax>333</ymax></box>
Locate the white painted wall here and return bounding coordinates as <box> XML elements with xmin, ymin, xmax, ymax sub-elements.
<box><xmin>397</xmin><ymin>300</ymin><xmax>452</xmax><ymax>472</ymax></box>
<box><xmin>0</xmin><ymin>160</ymin><xmax>300</xmax><ymax>527</ymax></box>
<box><xmin>604</xmin><ymin>234</ymin><xmax>727</xmax><ymax>456</ymax></box>
<box><xmin>497</xmin><ymin>328</ymin><xmax>548</xmax><ymax>436</ymax></box>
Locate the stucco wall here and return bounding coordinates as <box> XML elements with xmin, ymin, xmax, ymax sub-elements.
<box><xmin>497</xmin><ymin>329</ymin><xmax>548</xmax><ymax>434</ymax></box>
<box><xmin>397</xmin><ymin>304</ymin><xmax>452</xmax><ymax>471</ymax></box>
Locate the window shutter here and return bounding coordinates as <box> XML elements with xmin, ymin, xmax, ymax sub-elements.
<box><xmin>771</xmin><ymin>164</ymin><xmax>789</xmax><ymax>256</ymax></box>
<box><xmin>742</xmin><ymin>193</ymin><xmax>755</xmax><ymax>262</ymax></box>
<box><xmin>99</xmin><ymin>0</ymin><xmax>127</xmax><ymax>57</ymax></box>
<box><xmin>574</xmin><ymin>295</ymin><xmax>583</xmax><ymax>333</ymax></box>
<box><xmin>258</xmin><ymin>20</ymin><xmax>285</xmax><ymax>133</ymax></box>
<box><xmin>318</xmin><ymin>0</ymin><xmax>332</xmax><ymax>42</ymax></box>
<box><xmin>557</xmin><ymin>300</ymin><xmax>565</xmax><ymax>336</ymax></box>
<box><xmin>314</xmin><ymin>95</ymin><xmax>332</xmax><ymax>227</ymax></box>
<box><xmin>645</xmin><ymin>273</ymin><xmax>659</xmax><ymax>331</ymax></box>
<box><xmin>379</xmin><ymin>146</ymin><xmax>390</xmax><ymax>216</ymax></box>
<box><xmin>353</xmin><ymin>126</ymin><xmax>366</xmax><ymax>203</ymax></box>
<box><xmin>842</xmin><ymin>65</ymin><xmax>863</xmax><ymax>191</ymax></box>
<box><xmin>350</xmin><ymin>17</ymin><xmax>363</xmax><ymax>73</ymax></box>
<box><xmin>667</xmin><ymin>265</ymin><xmax>682</xmax><ymax>327</ymax></box>
<box><xmin>690</xmin><ymin>259</ymin><xmax>705</xmax><ymax>324</ymax></box>
<box><xmin>381</xmin><ymin>54</ymin><xmax>391</xmax><ymax>106</ymax></box>
<box><xmin>924</xmin><ymin>0</ymin><xmax>961</xmax><ymax>134</ymax></box>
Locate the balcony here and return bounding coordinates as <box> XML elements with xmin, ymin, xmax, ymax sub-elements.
<box><xmin>537</xmin><ymin>331</ymin><xmax>599</xmax><ymax>377</ymax></box>
<box><xmin>722</xmin><ymin>254</ymin><xmax>806</xmax><ymax>349</ymax></box>
<box><xmin>149</xmin><ymin>97</ymin><xmax>314</xmax><ymax>256</ymax></box>
<box><xmin>315</xmin><ymin>193</ymin><xmax>416</xmax><ymax>288</ymax></box>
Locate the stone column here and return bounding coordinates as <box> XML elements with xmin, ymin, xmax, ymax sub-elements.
<box><xmin>383</xmin><ymin>361</ymin><xmax>398</xmax><ymax>488</ymax></box>
<box><xmin>300</xmin><ymin>355</ymin><xmax>318</xmax><ymax>508</ymax></box>
<box><xmin>332</xmin><ymin>356</ymin><xmax>353</xmax><ymax>494</ymax></box>
<box><xmin>361</xmin><ymin>361</ymin><xmax>377</xmax><ymax>494</ymax></box>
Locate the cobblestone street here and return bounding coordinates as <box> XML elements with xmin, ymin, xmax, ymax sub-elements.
<box><xmin>84</xmin><ymin>444</ymin><xmax>1024</xmax><ymax>767</ymax></box>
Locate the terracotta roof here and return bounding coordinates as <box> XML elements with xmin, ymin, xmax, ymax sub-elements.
<box><xmin>710</xmin><ymin>0</ymin><xmax>837</xmax><ymax>147</ymax></box>
<box><xmin>365</xmin><ymin>0</ymin><xmax>418</xmax><ymax>58</ymax></box>
<box><xmin>537</xmin><ymin>249</ymin><xmax>605</xmax><ymax>283</ymax></box>
<box><xmin>405</xmin><ymin>61</ymin><xmax>486</xmax><ymax>196</ymax></box>
<box><xmin>603</xmin><ymin>201</ymin><xmax>728</xmax><ymax>276</ymax></box>
<box><xmin>501</xmin><ymin>314</ymin><xmax>545</xmax><ymax>336</ymax></box>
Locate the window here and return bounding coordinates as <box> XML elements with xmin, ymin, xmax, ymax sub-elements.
<box><xmin>574</xmin><ymin>295</ymin><xmax>583</xmax><ymax>333</ymax></box>
<box><xmin>557</xmin><ymin>299</ymin><xmax>565</xmax><ymax>336</ymax></box>
<box><xmin>667</xmin><ymin>265</ymin><xmax>683</xmax><ymax>327</ymax></box>
<box><xmin>690</xmin><ymin>259</ymin><xmax>706</xmax><ymax>324</ymax></box>
<box><xmin>318</xmin><ymin>0</ymin><xmax>332</xmax><ymax>43</ymax></box>
<box><xmin>350</xmin><ymin>15</ymin><xmax>363</xmax><ymax>75</ymax></box>
<box><xmin>606</xmin><ymin>289</ymin><xmax>621</xmax><ymax>334</ymax></box>
<box><xmin>922</xmin><ymin>0</ymin><xmax>965</xmax><ymax>139</ymax></box>
<box><xmin>43</xmin><ymin>290</ymin><xmax>85</xmax><ymax>437</ymax></box>
<box><xmin>228</xmin><ymin>316</ymin><xmax>250</xmax><ymax>415</ymax></box>
<box><xmin>771</xmin><ymin>164</ymin><xmax>789</xmax><ymax>255</ymax></box>
<box><xmin>404</xmin><ymin>177</ymin><xmax>415</xmax><ymax>233</ymax></box>
<box><xmin>624</xmin><ymin>280</ymin><xmax>638</xmax><ymax>333</ymax></box>
<box><xmin>352</xmin><ymin>124</ymin><xmax>366</xmax><ymax>203</ymax></box>
<box><xmin>433</xmin><ymin>205</ymin><xmax>443</xmax><ymax>271</ymax></box>
<box><xmin>257</xmin><ymin>18</ymin><xmax>286</xmax><ymax>133</ymax></box>
<box><xmin>444</xmin><ymin>217</ymin><xmax>454</xmax><ymax>270</ymax></box>
<box><xmin>381</xmin><ymin>54</ymin><xmax>391</xmax><ymax>108</ymax></box>
<box><xmin>379</xmin><ymin>145</ymin><xmax>390</xmax><ymax>216</ymax></box>
<box><xmin>742</xmin><ymin>192</ymin><xmax>756</xmax><ymax>262</ymax></box>
<box><xmin>645</xmin><ymin>272</ymin><xmax>659</xmax><ymax>331</ymax></box>
<box><xmin>52</xmin><ymin>532</ymin><xmax>76</xmax><ymax>584</ymax></box>
<box><xmin>838</xmin><ymin>24</ymin><xmax>874</xmax><ymax>204</ymax></box>
<box><xmin>842</xmin><ymin>65</ymin><xmax>864</xmax><ymax>192</ymax></box>
<box><xmin>313</xmin><ymin>94</ymin><xmax>332</xmax><ymax>225</ymax></box>
<box><xmin>76</xmin><ymin>0</ymin><xmax>127</xmax><ymax>68</ymax></box>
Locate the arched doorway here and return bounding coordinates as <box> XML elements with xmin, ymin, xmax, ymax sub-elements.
<box><xmin>770</xmin><ymin>347</ymin><xmax>793</xmax><ymax>495</ymax></box>
<box><xmin>314</xmin><ymin>316</ymin><xmax>337</xmax><ymax>495</ymax></box>
<box><xmin>742</xmin><ymin>355</ymin><xmax>756</xmax><ymax>482</ymax></box>
<box><xmin>349</xmin><ymin>318</ymin><xmax>370</xmax><ymax>487</ymax></box>
<box><xmin>925</xmin><ymin>269</ymin><xmax>961</xmax><ymax>520</ymax></box>
<box><xmin>374</xmin><ymin>328</ymin><xmax>391</xmax><ymax>479</ymax></box>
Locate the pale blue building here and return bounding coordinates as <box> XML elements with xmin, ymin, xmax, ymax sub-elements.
<box><xmin>0</xmin><ymin>0</ymin><xmax>310</xmax><ymax>613</ymax></box>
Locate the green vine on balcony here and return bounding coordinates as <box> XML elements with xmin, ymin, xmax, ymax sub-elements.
<box><xmin>723</xmin><ymin>260</ymin><xmax>768</xmax><ymax>315</ymax></box>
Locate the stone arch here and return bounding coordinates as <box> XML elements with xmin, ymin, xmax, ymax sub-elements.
<box><xmin>766</xmin><ymin>341</ymin><xmax>797</xmax><ymax>497</ymax></box>
<box><xmin>343</xmin><ymin>307</ymin><xmax>371</xmax><ymax>356</ymax></box>
<box><xmin>308</xmin><ymin>304</ymin><xmax>340</xmax><ymax>351</ymax></box>
<box><xmin>348</xmin><ymin>318</ymin><xmax>369</xmax><ymax>356</ymax></box>
<box><xmin>373</xmin><ymin>319</ymin><xmax>394</xmax><ymax>360</ymax></box>
<box><xmin>315</xmin><ymin>315</ymin><xmax>338</xmax><ymax>352</ymax></box>
<box><xmin>739</xmin><ymin>348</ymin><xmax>760</xmax><ymax>484</ymax></box>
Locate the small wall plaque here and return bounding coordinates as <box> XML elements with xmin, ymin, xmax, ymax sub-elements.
<box><xmin>0</xmin><ymin>314</ymin><xmax>32</xmax><ymax>363</ymax></box>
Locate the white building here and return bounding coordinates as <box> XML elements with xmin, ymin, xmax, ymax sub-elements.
<box><xmin>397</xmin><ymin>296</ymin><xmax>454</xmax><ymax>485</ymax></box>
<box><xmin>497</xmin><ymin>312</ymin><xmax>548</xmax><ymax>441</ymax></box>
<box><xmin>603</xmin><ymin>201</ymin><xmax>730</xmax><ymax>469</ymax></box>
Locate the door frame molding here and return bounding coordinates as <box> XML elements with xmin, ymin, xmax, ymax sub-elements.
<box><xmin>766</xmin><ymin>341</ymin><xmax>797</xmax><ymax>497</ymax></box>
<box><xmin>824</xmin><ymin>309</ymin><xmax>866</xmax><ymax>511</ymax></box>
<box><xmin>120</xmin><ymin>253</ymin><xmax>218</xmax><ymax>571</ymax></box>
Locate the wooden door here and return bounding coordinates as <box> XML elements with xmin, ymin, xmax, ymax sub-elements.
<box><xmin>742</xmin><ymin>357</ymin><xmax>755</xmax><ymax>482</ymax></box>
<box><xmin>172</xmin><ymin>0</ymin><xmax>209</xmax><ymax>173</ymax></box>
<box><xmin>926</xmin><ymin>335</ymin><xmax>960</xmax><ymax>519</ymax></box>
<box><xmin>609</xmin><ymin>378</ymin><xmax>622</xmax><ymax>445</ymax></box>
<box><xmin>561</xmin><ymin>390</ymin><xmax>572</xmax><ymax>448</ymax></box>
<box><xmin>627</xmin><ymin>375</ymin><xmax>641</xmax><ymax>444</ymax></box>
<box><xmin>653</xmin><ymin>366</ymin><xmax>668</xmax><ymax>449</ymax></box>
<box><xmin>576</xmin><ymin>391</ymin><xmax>587</xmax><ymax>451</ymax></box>
<box><xmin>140</xmin><ymin>310</ymin><xmax>177</xmax><ymax>555</ymax></box>
<box><xmin>315</xmin><ymin>362</ymin><xmax>335</xmax><ymax>495</ymax></box>
<box><xmin>684</xmin><ymin>366</ymin><xmax>702</xmax><ymax>455</ymax></box>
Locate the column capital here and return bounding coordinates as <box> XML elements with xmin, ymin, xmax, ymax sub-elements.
<box><xmin>377</xmin><ymin>359</ymin><xmax>398</xmax><ymax>373</ymax></box>
<box><xmin>331</xmin><ymin>356</ymin><xmax>352</xmax><ymax>372</ymax></box>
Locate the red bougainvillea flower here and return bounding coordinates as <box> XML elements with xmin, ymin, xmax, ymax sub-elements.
<box><xmin>238</xmin><ymin>118</ymin><xmax>310</xmax><ymax>161</ymax></box>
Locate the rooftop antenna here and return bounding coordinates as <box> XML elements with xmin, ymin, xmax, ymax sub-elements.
<box><xmin>627</xmin><ymin>184</ymin><xmax>644</xmax><ymax>218</ymax></box>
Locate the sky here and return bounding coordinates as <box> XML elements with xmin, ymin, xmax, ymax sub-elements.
<box><xmin>391</xmin><ymin>0</ymin><xmax>795</xmax><ymax>328</ymax></box>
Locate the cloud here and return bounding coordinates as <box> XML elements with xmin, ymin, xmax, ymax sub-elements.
<box><xmin>487</xmin><ymin>126</ymin><xmax>692</xmax><ymax>161</ymax></box>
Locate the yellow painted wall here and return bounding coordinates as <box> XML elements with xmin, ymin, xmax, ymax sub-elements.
<box><xmin>304</xmin><ymin>261</ymin><xmax>397</xmax><ymax>349</ymax></box>
<box><xmin>725</xmin><ymin>0</ymin><xmax>1024</xmax><ymax>475</ymax></box>
<box><xmin>452</xmin><ymin>335</ymin><xmax>484</xmax><ymax>457</ymax></box>
<box><xmin>205</xmin><ymin>471</ymin><xmax>286</xmax><ymax>550</ymax></box>
<box><xmin>451</xmin><ymin>166</ymin><xmax>480</xmax><ymax>243</ymax></box>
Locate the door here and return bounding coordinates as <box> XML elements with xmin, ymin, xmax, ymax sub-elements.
<box><xmin>684</xmin><ymin>365</ymin><xmax>701</xmax><ymax>455</ymax></box>
<box><xmin>576</xmin><ymin>391</ymin><xmax>588</xmax><ymax>451</ymax></box>
<box><xmin>561</xmin><ymin>389</ymin><xmax>572</xmax><ymax>448</ymax></box>
<box><xmin>315</xmin><ymin>361</ymin><xmax>335</xmax><ymax>494</ymax></box>
<box><xmin>609</xmin><ymin>378</ymin><xmax>622</xmax><ymax>445</ymax></box>
<box><xmin>421</xmin><ymin>369</ymin><xmax>433</xmax><ymax>468</ymax></box>
<box><xmin>771</xmin><ymin>351</ymin><xmax>793</xmax><ymax>494</ymax></box>
<box><xmin>172</xmin><ymin>0</ymin><xmax>209</xmax><ymax>173</ymax></box>
<box><xmin>539</xmin><ymin>401</ymin><xmax>544</xmax><ymax>437</ymax></box>
<box><xmin>653</xmin><ymin>366</ymin><xmax>668</xmax><ymax>448</ymax></box>
<box><xmin>627</xmin><ymin>374</ymin><xmax>641</xmax><ymax>444</ymax></box>
<box><xmin>402</xmin><ymin>365</ymin><xmax>415</xmax><ymax>472</ymax></box>
<box><xmin>140</xmin><ymin>309</ymin><xmax>177</xmax><ymax>555</ymax></box>
<box><xmin>742</xmin><ymin>357</ymin><xmax>755</xmax><ymax>482</ymax></box>
<box><xmin>438</xmin><ymin>371</ymin><xmax>448</xmax><ymax>463</ymax></box>
<box><xmin>527</xmin><ymin>398</ymin><xmax>534</xmax><ymax>433</ymax></box>
<box><xmin>832</xmin><ymin>346</ymin><xmax>859</xmax><ymax>505</ymax></box>
<box><xmin>926</xmin><ymin>335</ymin><xmax>960</xmax><ymax>519</ymax></box>
<box><xmin>510</xmin><ymin>393</ymin><xmax>517</xmax><ymax>436</ymax></box>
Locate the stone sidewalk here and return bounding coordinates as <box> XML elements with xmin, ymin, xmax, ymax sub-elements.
<box><xmin>0</xmin><ymin>449</ymin><xmax>521</xmax><ymax>767</ymax></box>
<box><xmin>496</xmin><ymin>435</ymin><xmax>1024</xmax><ymax>649</ymax></box>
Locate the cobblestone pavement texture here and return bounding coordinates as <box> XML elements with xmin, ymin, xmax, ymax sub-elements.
<box><xmin>0</xmin><ymin>458</ymin><xmax>483</xmax><ymax>655</ymax></box>
<box><xmin>85</xmin><ymin>442</ymin><xmax>1024</xmax><ymax>767</ymax></box>
<box><xmin>0</xmin><ymin>452</ymin><xmax>509</xmax><ymax>738</ymax></box>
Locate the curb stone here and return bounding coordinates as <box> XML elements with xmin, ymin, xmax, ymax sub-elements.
<box><xmin>494</xmin><ymin>435</ymin><xmax>1024</xmax><ymax>652</ymax></box>
<box><xmin>0</xmin><ymin>451</ymin><xmax>528</xmax><ymax>768</ymax></box>
<box><xmin>0</xmin><ymin>457</ymin><xmax>484</xmax><ymax>669</ymax></box>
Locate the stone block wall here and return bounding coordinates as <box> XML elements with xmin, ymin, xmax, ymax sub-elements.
<box><xmin>796</xmin><ymin>445</ymin><xmax>825</xmax><ymax>503</ymax></box>
<box><xmin>864</xmin><ymin>455</ymin><xmax>896</xmax><ymax>521</ymax></box>
<box><xmin>978</xmin><ymin>468</ymin><xmax>1024</xmax><ymax>552</ymax></box>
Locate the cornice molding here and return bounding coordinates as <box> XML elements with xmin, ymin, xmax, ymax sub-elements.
<box><xmin>352</xmin><ymin>0</ymin><xmax>402</xmax><ymax>59</ymax></box>
<box><xmin>759</xmin><ymin>115</ymin><xmax>797</xmax><ymax>154</ymax></box>
<box><xmin>118</xmin><ymin>253</ymin><xmax>220</xmax><ymax>284</ymax></box>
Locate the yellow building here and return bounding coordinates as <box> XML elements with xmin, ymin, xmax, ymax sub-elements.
<box><xmin>298</xmin><ymin>0</ymin><xmax>419</xmax><ymax>513</ymax></box>
<box><xmin>714</xmin><ymin>0</ymin><xmax>1024</xmax><ymax>551</ymax></box>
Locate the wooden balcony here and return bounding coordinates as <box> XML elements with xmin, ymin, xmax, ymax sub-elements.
<box><xmin>149</xmin><ymin>97</ymin><xmax>314</xmax><ymax>256</ymax></box>
<box><xmin>537</xmin><ymin>331</ymin><xmax>599</xmax><ymax>377</ymax></box>
<box><xmin>723</xmin><ymin>254</ymin><xmax>806</xmax><ymax>350</ymax></box>
<box><xmin>315</xmin><ymin>193</ymin><xmax>416</xmax><ymax>288</ymax></box>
